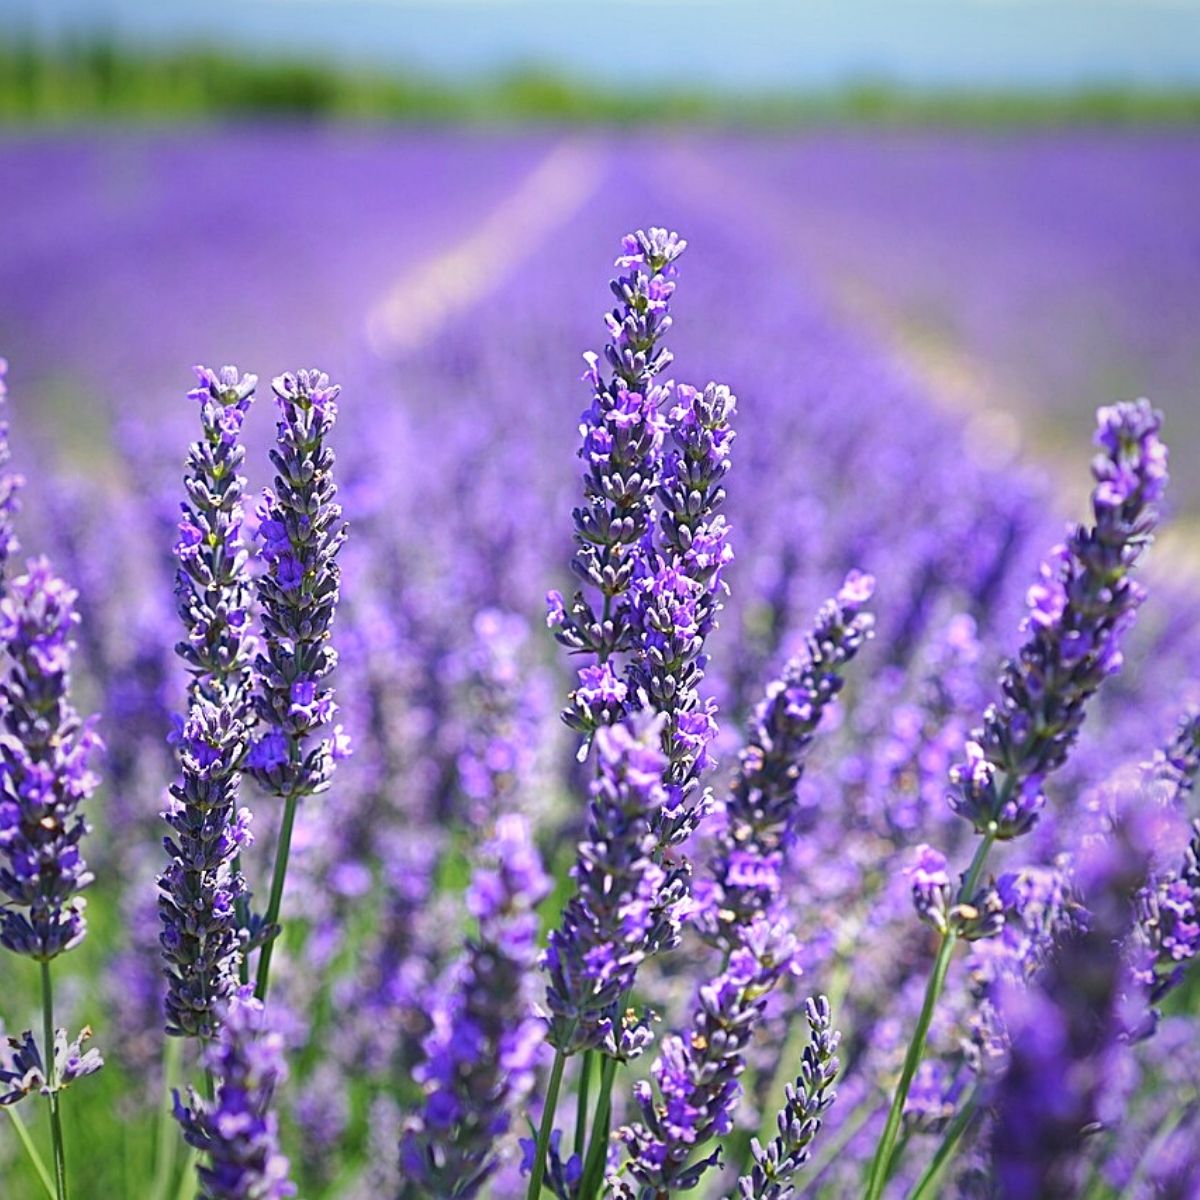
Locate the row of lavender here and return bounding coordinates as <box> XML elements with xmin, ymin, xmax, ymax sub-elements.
<box><xmin>0</xmin><ymin>214</ymin><xmax>1199</xmax><ymax>1200</ymax></box>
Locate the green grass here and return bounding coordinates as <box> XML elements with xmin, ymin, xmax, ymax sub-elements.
<box><xmin>3</xmin><ymin>38</ymin><xmax>1200</xmax><ymax>127</ymax></box>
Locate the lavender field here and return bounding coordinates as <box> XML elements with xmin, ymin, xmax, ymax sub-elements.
<box><xmin>1</xmin><ymin>127</ymin><xmax>1200</xmax><ymax>1199</ymax></box>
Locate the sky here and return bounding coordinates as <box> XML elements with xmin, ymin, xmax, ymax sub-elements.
<box><xmin>5</xmin><ymin>0</ymin><xmax>1200</xmax><ymax>91</ymax></box>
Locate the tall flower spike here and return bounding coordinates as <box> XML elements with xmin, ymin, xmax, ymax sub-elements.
<box><xmin>613</xmin><ymin>918</ymin><xmax>796</xmax><ymax>1198</ymax></box>
<box><xmin>633</xmin><ymin>380</ymin><xmax>738</xmax><ymax>846</ymax></box>
<box><xmin>736</xmin><ymin>996</ymin><xmax>840</xmax><ymax>1200</ymax></box>
<box><xmin>0</xmin><ymin>358</ymin><xmax>24</xmax><ymax>592</ymax></box>
<box><xmin>247</xmin><ymin>368</ymin><xmax>348</xmax><ymax>799</ymax></box>
<box><xmin>174</xmin><ymin>987</ymin><xmax>295</xmax><ymax>1200</ymax></box>
<box><xmin>949</xmin><ymin>399</ymin><xmax>1167</xmax><ymax>840</ymax></box>
<box><xmin>158</xmin><ymin>702</ymin><xmax>253</xmax><ymax>1038</ymax></box>
<box><xmin>548</xmin><ymin>230</ymin><xmax>683</xmax><ymax>736</ymax></box>
<box><xmin>400</xmin><ymin>815</ymin><xmax>549</xmax><ymax>1198</ymax></box>
<box><xmin>697</xmin><ymin>573</ymin><xmax>875</xmax><ymax>951</ymax></box>
<box><xmin>175</xmin><ymin>364</ymin><xmax>258</xmax><ymax>717</ymax></box>
<box><xmin>0</xmin><ymin>559</ymin><xmax>102</xmax><ymax>962</ymax></box>
<box><xmin>543</xmin><ymin>716</ymin><xmax>669</xmax><ymax>1058</ymax></box>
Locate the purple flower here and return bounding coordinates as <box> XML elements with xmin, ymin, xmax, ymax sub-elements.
<box><xmin>697</xmin><ymin>575</ymin><xmax>875</xmax><ymax>951</ymax></box>
<box><xmin>158</xmin><ymin>700</ymin><xmax>252</xmax><ymax>1039</ymax></box>
<box><xmin>950</xmin><ymin>400</ymin><xmax>1166</xmax><ymax>840</ymax></box>
<box><xmin>174</xmin><ymin>987</ymin><xmax>295</xmax><ymax>1200</ymax></box>
<box><xmin>249</xmin><ymin>369</ymin><xmax>347</xmax><ymax>800</ymax></box>
<box><xmin>0</xmin><ymin>357</ymin><xmax>25</xmax><ymax>590</ymax></box>
<box><xmin>735</xmin><ymin>996</ymin><xmax>840</xmax><ymax>1200</ymax></box>
<box><xmin>175</xmin><ymin>364</ymin><xmax>258</xmax><ymax>720</ymax></box>
<box><xmin>400</xmin><ymin>815</ymin><xmax>548</xmax><ymax>1198</ymax></box>
<box><xmin>0</xmin><ymin>559</ymin><xmax>101</xmax><ymax>962</ymax></box>
<box><xmin>543</xmin><ymin>716</ymin><xmax>670</xmax><ymax>1058</ymax></box>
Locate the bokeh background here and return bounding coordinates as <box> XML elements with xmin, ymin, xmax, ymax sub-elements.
<box><xmin>3</xmin><ymin>6</ymin><xmax>1200</xmax><ymax>1197</ymax></box>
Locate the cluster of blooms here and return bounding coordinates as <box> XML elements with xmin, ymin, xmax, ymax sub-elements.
<box><xmin>613</xmin><ymin>919</ymin><xmax>796</xmax><ymax>1197</ymax></box>
<box><xmin>734</xmin><ymin>996</ymin><xmax>840</xmax><ymax>1200</ymax></box>
<box><xmin>696</xmin><ymin>572</ymin><xmax>875</xmax><ymax>952</ymax></box>
<box><xmin>160</xmin><ymin>365</ymin><xmax>259</xmax><ymax>1040</ymax></box>
<box><xmin>248</xmin><ymin>370</ymin><xmax>349</xmax><ymax>797</ymax></box>
<box><xmin>0</xmin><ymin>560</ymin><xmax>102</xmax><ymax>962</ymax></box>
<box><xmin>399</xmin><ymin>815</ymin><xmax>548</xmax><ymax>1197</ymax></box>
<box><xmin>948</xmin><ymin>399</ymin><xmax>1167</xmax><ymax>842</ymax></box>
<box><xmin>174</xmin><ymin>988</ymin><xmax>295</xmax><ymax>1200</ymax></box>
<box><xmin>543</xmin><ymin>717</ymin><xmax>668</xmax><ymax>1057</ymax></box>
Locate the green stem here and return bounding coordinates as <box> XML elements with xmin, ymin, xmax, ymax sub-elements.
<box><xmin>575</xmin><ymin>1051</ymin><xmax>594</xmax><ymax>1159</ymax></box>
<box><xmin>864</xmin><ymin>831</ymin><xmax>996</xmax><ymax>1200</ymax></box>
<box><xmin>150</xmin><ymin>1037</ymin><xmax>184</xmax><ymax>1200</ymax></box>
<box><xmin>907</xmin><ymin>1093</ymin><xmax>978</xmax><ymax>1200</ymax></box>
<box><xmin>254</xmin><ymin>790</ymin><xmax>300</xmax><ymax>1001</ymax></box>
<box><xmin>174</xmin><ymin>1149</ymin><xmax>200</xmax><ymax>1200</ymax></box>
<box><xmin>578</xmin><ymin>1056</ymin><xmax>618</xmax><ymax>1200</ymax></box>
<box><xmin>526</xmin><ymin>1046</ymin><xmax>568</xmax><ymax>1200</ymax></box>
<box><xmin>41</xmin><ymin>961</ymin><xmax>67</xmax><ymax>1200</ymax></box>
<box><xmin>4</xmin><ymin>1105</ymin><xmax>56</xmax><ymax>1199</ymax></box>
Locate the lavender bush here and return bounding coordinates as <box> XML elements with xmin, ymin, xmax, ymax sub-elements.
<box><xmin>0</xmin><ymin>213</ymin><xmax>1199</xmax><ymax>1200</ymax></box>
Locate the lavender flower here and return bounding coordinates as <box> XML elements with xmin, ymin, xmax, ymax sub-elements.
<box><xmin>735</xmin><ymin>996</ymin><xmax>840</xmax><ymax>1200</ymax></box>
<box><xmin>0</xmin><ymin>358</ymin><xmax>23</xmax><ymax>590</ymax></box>
<box><xmin>633</xmin><ymin>380</ymin><xmax>738</xmax><ymax>845</ymax></box>
<box><xmin>613</xmin><ymin>918</ymin><xmax>795</xmax><ymax>1197</ymax></box>
<box><xmin>400</xmin><ymin>815</ymin><xmax>549</xmax><ymax>1198</ymax></box>
<box><xmin>1134</xmin><ymin>820</ymin><xmax>1200</xmax><ymax>1009</ymax></box>
<box><xmin>175</xmin><ymin>364</ymin><xmax>258</xmax><ymax>716</ymax></box>
<box><xmin>950</xmin><ymin>400</ymin><xmax>1167</xmax><ymax>840</ymax></box>
<box><xmin>174</xmin><ymin>987</ymin><xmax>295</xmax><ymax>1200</ymax></box>
<box><xmin>248</xmin><ymin>369</ymin><xmax>348</xmax><ymax>799</ymax></box>
<box><xmin>0</xmin><ymin>559</ymin><xmax>101</xmax><ymax>961</ymax></box>
<box><xmin>549</xmin><ymin>230</ymin><xmax>682</xmax><ymax>735</ymax></box>
<box><xmin>158</xmin><ymin>701</ymin><xmax>253</xmax><ymax>1038</ymax></box>
<box><xmin>0</xmin><ymin>1027</ymin><xmax>102</xmax><ymax>1108</ymax></box>
<box><xmin>697</xmin><ymin>573</ymin><xmax>874</xmax><ymax>950</ymax></box>
<box><xmin>543</xmin><ymin>716</ymin><xmax>669</xmax><ymax>1058</ymax></box>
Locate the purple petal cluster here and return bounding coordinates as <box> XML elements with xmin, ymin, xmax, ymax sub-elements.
<box><xmin>549</xmin><ymin>230</ymin><xmax>681</xmax><ymax>734</ymax></box>
<box><xmin>248</xmin><ymin>369</ymin><xmax>348</xmax><ymax>798</ymax></box>
<box><xmin>174</xmin><ymin>986</ymin><xmax>296</xmax><ymax>1200</ymax></box>
<box><xmin>0</xmin><ymin>558</ymin><xmax>101</xmax><ymax>961</ymax></box>
<box><xmin>950</xmin><ymin>399</ymin><xmax>1167</xmax><ymax>840</ymax></box>
<box><xmin>158</xmin><ymin>701</ymin><xmax>253</xmax><ymax>1038</ymax></box>
<box><xmin>400</xmin><ymin>814</ymin><xmax>548</xmax><ymax>1198</ymax></box>
<box><xmin>543</xmin><ymin>716</ymin><xmax>669</xmax><ymax>1057</ymax></box>
<box><xmin>614</xmin><ymin>918</ymin><xmax>795</xmax><ymax>1197</ymax></box>
<box><xmin>735</xmin><ymin>996</ymin><xmax>840</xmax><ymax>1200</ymax></box>
<box><xmin>633</xmin><ymin>379</ymin><xmax>738</xmax><ymax>845</ymax></box>
<box><xmin>175</xmin><ymin>364</ymin><xmax>259</xmax><ymax>716</ymax></box>
<box><xmin>0</xmin><ymin>1026</ymin><xmax>102</xmax><ymax>1108</ymax></box>
<box><xmin>696</xmin><ymin>573</ymin><xmax>875</xmax><ymax>950</ymax></box>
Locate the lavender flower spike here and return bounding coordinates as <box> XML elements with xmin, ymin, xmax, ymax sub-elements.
<box><xmin>0</xmin><ymin>559</ymin><xmax>102</xmax><ymax>962</ymax></box>
<box><xmin>158</xmin><ymin>702</ymin><xmax>253</xmax><ymax>1038</ymax></box>
<box><xmin>543</xmin><ymin>715</ymin><xmax>669</xmax><ymax>1059</ymax></box>
<box><xmin>247</xmin><ymin>368</ymin><xmax>348</xmax><ymax>801</ymax></box>
<box><xmin>174</xmin><ymin>987</ymin><xmax>295</xmax><ymax>1200</ymax></box>
<box><xmin>175</xmin><ymin>364</ymin><xmax>258</xmax><ymax>716</ymax></box>
<box><xmin>248</xmin><ymin>368</ymin><xmax>348</xmax><ymax>1000</ymax></box>
<box><xmin>0</xmin><ymin>358</ymin><xmax>24</xmax><ymax>592</ymax></box>
<box><xmin>549</xmin><ymin>230</ymin><xmax>682</xmax><ymax>736</ymax></box>
<box><xmin>613</xmin><ymin>918</ymin><xmax>796</xmax><ymax>1198</ymax></box>
<box><xmin>400</xmin><ymin>815</ymin><xmax>549</xmax><ymax>1198</ymax></box>
<box><xmin>698</xmin><ymin>573</ymin><xmax>875</xmax><ymax>950</ymax></box>
<box><xmin>950</xmin><ymin>399</ymin><xmax>1167</xmax><ymax>840</ymax></box>
<box><xmin>736</xmin><ymin>996</ymin><xmax>840</xmax><ymax>1200</ymax></box>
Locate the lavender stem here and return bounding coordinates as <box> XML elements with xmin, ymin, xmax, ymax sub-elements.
<box><xmin>4</xmin><ymin>1105</ymin><xmax>56</xmax><ymax>1198</ymax></box>
<box><xmin>865</xmin><ymin>830</ymin><xmax>996</xmax><ymax>1200</ymax></box>
<box><xmin>41</xmin><ymin>961</ymin><xmax>67</xmax><ymax>1200</ymax></box>
<box><xmin>524</xmin><ymin>1045</ymin><xmax>567</xmax><ymax>1200</ymax></box>
<box><xmin>253</xmin><ymin>790</ymin><xmax>300</xmax><ymax>1002</ymax></box>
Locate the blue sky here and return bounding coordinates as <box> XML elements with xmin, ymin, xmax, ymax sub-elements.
<box><xmin>6</xmin><ymin>0</ymin><xmax>1200</xmax><ymax>90</ymax></box>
